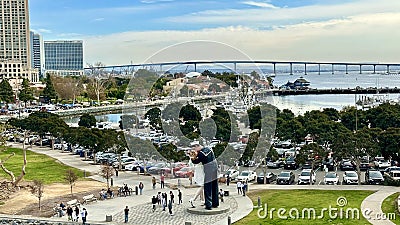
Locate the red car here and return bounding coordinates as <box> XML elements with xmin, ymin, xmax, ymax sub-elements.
<box><xmin>175</xmin><ymin>167</ymin><xmax>194</xmax><ymax>178</ymax></box>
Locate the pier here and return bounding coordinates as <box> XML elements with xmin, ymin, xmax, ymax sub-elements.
<box><xmin>272</xmin><ymin>87</ymin><xmax>400</xmax><ymax>96</ymax></box>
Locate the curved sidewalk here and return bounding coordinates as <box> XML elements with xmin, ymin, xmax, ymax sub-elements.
<box><xmin>361</xmin><ymin>187</ymin><xmax>399</xmax><ymax>225</ymax></box>
<box><xmin>11</xmin><ymin>143</ymin><xmax>254</xmax><ymax>225</ymax></box>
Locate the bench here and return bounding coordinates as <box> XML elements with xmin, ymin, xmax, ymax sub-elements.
<box><xmin>67</xmin><ymin>199</ymin><xmax>80</xmax><ymax>207</ymax></box>
<box><xmin>83</xmin><ymin>194</ymin><xmax>97</xmax><ymax>204</ymax></box>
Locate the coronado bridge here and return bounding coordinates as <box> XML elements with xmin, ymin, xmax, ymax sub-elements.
<box><xmin>84</xmin><ymin>60</ymin><xmax>400</xmax><ymax>76</ymax></box>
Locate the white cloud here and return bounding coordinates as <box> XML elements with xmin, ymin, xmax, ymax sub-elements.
<box><xmin>83</xmin><ymin>12</ymin><xmax>400</xmax><ymax>66</ymax></box>
<box><xmin>31</xmin><ymin>28</ymin><xmax>52</xmax><ymax>34</ymax></box>
<box><xmin>166</xmin><ymin>0</ymin><xmax>400</xmax><ymax>27</ymax></box>
<box><xmin>242</xmin><ymin>1</ymin><xmax>278</xmax><ymax>9</ymax></box>
<box><xmin>91</xmin><ymin>18</ymin><xmax>105</xmax><ymax>22</ymax></box>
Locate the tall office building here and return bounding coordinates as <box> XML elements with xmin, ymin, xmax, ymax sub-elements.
<box><xmin>44</xmin><ymin>40</ymin><xmax>84</xmax><ymax>76</ymax></box>
<box><xmin>0</xmin><ymin>0</ymin><xmax>39</xmax><ymax>87</ymax></box>
<box><xmin>30</xmin><ymin>31</ymin><xmax>44</xmax><ymax>77</ymax></box>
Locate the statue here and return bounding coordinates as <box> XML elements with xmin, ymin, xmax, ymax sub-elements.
<box><xmin>189</xmin><ymin>141</ymin><xmax>219</xmax><ymax>210</ymax></box>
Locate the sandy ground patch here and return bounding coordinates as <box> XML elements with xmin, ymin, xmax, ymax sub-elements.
<box><xmin>0</xmin><ymin>180</ymin><xmax>106</xmax><ymax>217</ymax></box>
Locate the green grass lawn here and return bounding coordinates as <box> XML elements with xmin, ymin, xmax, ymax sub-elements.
<box><xmin>381</xmin><ymin>192</ymin><xmax>400</xmax><ymax>224</ymax></box>
<box><xmin>235</xmin><ymin>189</ymin><xmax>373</xmax><ymax>225</ymax></box>
<box><xmin>0</xmin><ymin>148</ymin><xmax>86</xmax><ymax>184</ymax></box>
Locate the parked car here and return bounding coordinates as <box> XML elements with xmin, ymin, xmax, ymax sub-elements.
<box><xmin>267</xmin><ymin>160</ymin><xmax>283</xmax><ymax>169</ymax></box>
<box><xmin>218</xmin><ymin>169</ymin><xmax>240</xmax><ymax>180</ymax></box>
<box><xmin>324</xmin><ymin>172</ymin><xmax>339</xmax><ymax>185</ymax></box>
<box><xmin>298</xmin><ymin>169</ymin><xmax>316</xmax><ymax>185</ymax></box>
<box><xmin>257</xmin><ymin>172</ymin><xmax>277</xmax><ymax>184</ymax></box>
<box><xmin>284</xmin><ymin>157</ymin><xmax>298</xmax><ymax>169</ymax></box>
<box><xmin>148</xmin><ymin>162</ymin><xmax>169</xmax><ymax>175</ymax></box>
<box><xmin>277</xmin><ymin>171</ymin><xmax>295</xmax><ymax>185</ymax></box>
<box><xmin>124</xmin><ymin>161</ymin><xmax>143</xmax><ymax>171</ymax></box>
<box><xmin>388</xmin><ymin>170</ymin><xmax>400</xmax><ymax>181</ymax></box>
<box><xmin>339</xmin><ymin>160</ymin><xmax>355</xmax><ymax>171</ymax></box>
<box><xmin>365</xmin><ymin>169</ymin><xmax>384</xmax><ymax>185</ymax></box>
<box><xmin>374</xmin><ymin>157</ymin><xmax>391</xmax><ymax>169</ymax></box>
<box><xmin>322</xmin><ymin>158</ymin><xmax>335</xmax><ymax>171</ymax></box>
<box><xmin>236</xmin><ymin>170</ymin><xmax>257</xmax><ymax>182</ymax></box>
<box><xmin>383</xmin><ymin>166</ymin><xmax>400</xmax><ymax>176</ymax></box>
<box><xmin>343</xmin><ymin>171</ymin><xmax>359</xmax><ymax>185</ymax></box>
<box><xmin>175</xmin><ymin>167</ymin><xmax>193</xmax><ymax>178</ymax></box>
<box><xmin>359</xmin><ymin>160</ymin><xmax>373</xmax><ymax>171</ymax></box>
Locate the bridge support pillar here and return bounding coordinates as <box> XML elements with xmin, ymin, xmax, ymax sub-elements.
<box><xmin>234</xmin><ymin>63</ymin><xmax>237</xmax><ymax>72</ymax></box>
<box><xmin>346</xmin><ymin>65</ymin><xmax>348</xmax><ymax>74</ymax></box>
<box><xmin>273</xmin><ymin>63</ymin><xmax>276</xmax><ymax>75</ymax></box>
<box><xmin>290</xmin><ymin>63</ymin><xmax>293</xmax><ymax>75</ymax></box>
<box><xmin>387</xmin><ymin>65</ymin><xmax>390</xmax><ymax>74</ymax></box>
<box><xmin>373</xmin><ymin>65</ymin><xmax>376</xmax><ymax>74</ymax></box>
<box><xmin>318</xmin><ymin>64</ymin><xmax>321</xmax><ymax>75</ymax></box>
<box><xmin>359</xmin><ymin>65</ymin><xmax>362</xmax><ymax>74</ymax></box>
<box><xmin>331</xmin><ymin>64</ymin><xmax>334</xmax><ymax>74</ymax></box>
<box><xmin>304</xmin><ymin>63</ymin><xmax>307</xmax><ymax>75</ymax></box>
<box><xmin>194</xmin><ymin>63</ymin><xmax>197</xmax><ymax>72</ymax></box>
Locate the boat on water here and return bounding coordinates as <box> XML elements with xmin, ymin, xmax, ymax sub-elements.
<box><xmin>280</xmin><ymin>76</ymin><xmax>310</xmax><ymax>90</ymax></box>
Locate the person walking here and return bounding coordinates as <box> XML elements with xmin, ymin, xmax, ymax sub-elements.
<box><xmin>169</xmin><ymin>191</ymin><xmax>174</xmax><ymax>204</ymax></box>
<box><xmin>226</xmin><ymin>175</ymin><xmax>230</xmax><ymax>186</ymax></box>
<box><xmin>74</xmin><ymin>206</ymin><xmax>80</xmax><ymax>222</ymax></box>
<box><xmin>160</xmin><ymin>173</ymin><xmax>165</xmax><ymax>189</ymax></box>
<box><xmin>161</xmin><ymin>193</ymin><xmax>167</xmax><ymax>211</ymax></box>
<box><xmin>168</xmin><ymin>200</ymin><xmax>173</xmax><ymax>216</ymax></box>
<box><xmin>177</xmin><ymin>189</ymin><xmax>183</xmax><ymax>205</ymax></box>
<box><xmin>237</xmin><ymin>181</ymin><xmax>242</xmax><ymax>195</ymax></box>
<box><xmin>124</xmin><ymin>206</ymin><xmax>129</xmax><ymax>223</ymax></box>
<box><xmin>152</xmin><ymin>177</ymin><xmax>156</xmax><ymax>190</ymax></box>
<box><xmin>66</xmin><ymin>206</ymin><xmax>73</xmax><ymax>221</ymax></box>
<box><xmin>157</xmin><ymin>192</ymin><xmax>162</xmax><ymax>205</ymax></box>
<box><xmin>152</xmin><ymin>195</ymin><xmax>158</xmax><ymax>212</ymax></box>
<box><xmin>139</xmin><ymin>182</ymin><xmax>144</xmax><ymax>195</ymax></box>
<box><xmin>219</xmin><ymin>189</ymin><xmax>224</xmax><ymax>203</ymax></box>
<box><xmin>81</xmin><ymin>208</ymin><xmax>87</xmax><ymax>225</ymax></box>
<box><xmin>242</xmin><ymin>181</ymin><xmax>248</xmax><ymax>196</ymax></box>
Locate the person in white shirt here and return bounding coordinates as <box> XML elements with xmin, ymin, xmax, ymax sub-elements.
<box><xmin>188</xmin><ymin>154</ymin><xmax>205</xmax><ymax>208</ymax></box>
<box><xmin>237</xmin><ymin>181</ymin><xmax>242</xmax><ymax>195</ymax></box>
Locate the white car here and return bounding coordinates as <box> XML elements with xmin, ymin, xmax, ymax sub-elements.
<box><xmin>236</xmin><ymin>170</ymin><xmax>257</xmax><ymax>182</ymax></box>
<box><xmin>374</xmin><ymin>157</ymin><xmax>391</xmax><ymax>169</ymax></box>
<box><xmin>324</xmin><ymin>172</ymin><xmax>339</xmax><ymax>185</ymax></box>
<box><xmin>218</xmin><ymin>169</ymin><xmax>239</xmax><ymax>180</ymax></box>
<box><xmin>343</xmin><ymin>171</ymin><xmax>359</xmax><ymax>185</ymax></box>
<box><xmin>298</xmin><ymin>169</ymin><xmax>316</xmax><ymax>185</ymax></box>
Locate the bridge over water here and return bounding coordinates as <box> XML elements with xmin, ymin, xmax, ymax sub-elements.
<box><xmin>84</xmin><ymin>60</ymin><xmax>400</xmax><ymax>76</ymax></box>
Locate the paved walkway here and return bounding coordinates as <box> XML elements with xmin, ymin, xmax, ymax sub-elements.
<box><xmin>361</xmin><ymin>187</ymin><xmax>399</xmax><ymax>225</ymax></box>
<box><xmin>10</xmin><ymin>143</ymin><xmax>253</xmax><ymax>225</ymax></box>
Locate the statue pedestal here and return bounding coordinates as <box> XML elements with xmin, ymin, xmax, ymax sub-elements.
<box><xmin>186</xmin><ymin>204</ymin><xmax>230</xmax><ymax>215</ymax></box>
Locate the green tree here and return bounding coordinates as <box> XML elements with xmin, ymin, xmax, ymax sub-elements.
<box><xmin>0</xmin><ymin>79</ymin><xmax>14</xmax><ymax>104</ymax></box>
<box><xmin>18</xmin><ymin>78</ymin><xmax>34</xmax><ymax>107</ymax></box>
<box><xmin>42</xmin><ymin>74</ymin><xmax>57</xmax><ymax>103</ymax></box>
<box><xmin>78</xmin><ymin>113</ymin><xmax>97</xmax><ymax>128</ymax></box>
<box><xmin>145</xmin><ymin>107</ymin><xmax>162</xmax><ymax>130</ymax></box>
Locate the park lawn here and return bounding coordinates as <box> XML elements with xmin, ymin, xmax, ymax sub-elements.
<box><xmin>0</xmin><ymin>148</ymin><xmax>86</xmax><ymax>184</ymax></box>
<box><xmin>235</xmin><ymin>189</ymin><xmax>373</xmax><ymax>225</ymax></box>
<box><xmin>381</xmin><ymin>192</ymin><xmax>400</xmax><ymax>224</ymax></box>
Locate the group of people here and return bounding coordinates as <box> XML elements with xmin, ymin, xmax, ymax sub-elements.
<box><xmin>152</xmin><ymin>174</ymin><xmax>166</xmax><ymax>189</ymax></box>
<box><xmin>236</xmin><ymin>180</ymin><xmax>248</xmax><ymax>196</ymax></box>
<box><xmin>58</xmin><ymin>202</ymin><xmax>88</xmax><ymax>224</ymax></box>
<box><xmin>150</xmin><ymin>189</ymin><xmax>183</xmax><ymax>216</ymax></box>
<box><xmin>99</xmin><ymin>188</ymin><xmax>114</xmax><ymax>199</ymax></box>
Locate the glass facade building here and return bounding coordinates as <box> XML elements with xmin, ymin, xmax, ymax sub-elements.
<box><xmin>44</xmin><ymin>40</ymin><xmax>84</xmax><ymax>76</ymax></box>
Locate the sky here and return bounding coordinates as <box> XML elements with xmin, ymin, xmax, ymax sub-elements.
<box><xmin>29</xmin><ymin>0</ymin><xmax>400</xmax><ymax>66</ymax></box>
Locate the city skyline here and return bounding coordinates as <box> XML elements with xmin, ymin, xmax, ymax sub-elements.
<box><xmin>29</xmin><ymin>0</ymin><xmax>400</xmax><ymax>66</ymax></box>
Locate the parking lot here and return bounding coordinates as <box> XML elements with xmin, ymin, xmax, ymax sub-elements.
<box><xmin>232</xmin><ymin>165</ymin><xmax>370</xmax><ymax>185</ymax></box>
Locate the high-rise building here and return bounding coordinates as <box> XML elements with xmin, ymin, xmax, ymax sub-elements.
<box><xmin>44</xmin><ymin>40</ymin><xmax>84</xmax><ymax>76</ymax></box>
<box><xmin>0</xmin><ymin>0</ymin><xmax>39</xmax><ymax>86</ymax></box>
<box><xmin>30</xmin><ymin>31</ymin><xmax>44</xmax><ymax>78</ymax></box>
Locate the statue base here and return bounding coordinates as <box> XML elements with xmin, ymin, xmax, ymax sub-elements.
<box><xmin>186</xmin><ymin>204</ymin><xmax>230</xmax><ymax>215</ymax></box>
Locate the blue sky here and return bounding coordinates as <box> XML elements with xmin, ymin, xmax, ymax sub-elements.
<box><xmin>29</xmin><ymin>0</ymin><xmax>400</xmax><ymax>65</ymax></box>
